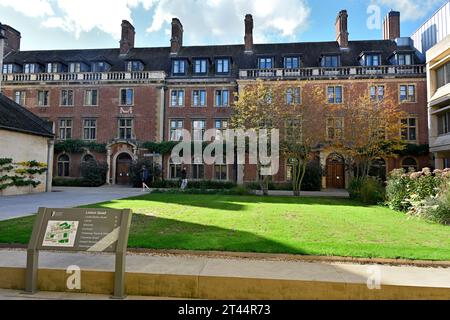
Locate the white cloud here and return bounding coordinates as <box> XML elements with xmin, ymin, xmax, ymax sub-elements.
<box><xmin>147</xmin><ymin>0</ymin><xmax>311</xmax><ymax>44</ymax></box>
<box><xmin>373</xmin><ymin>0</ymin><xmax>444</xmax><ymax>21</ymax></box>
<box><xmin>0</xmin><ymin>0</ymin><xmax>311</xmax><ymax>44</ymax></box>
<box><xmin>0</xmin><ymin>0</ymin><xmax>54</xmax><ymax>17</ymax></box>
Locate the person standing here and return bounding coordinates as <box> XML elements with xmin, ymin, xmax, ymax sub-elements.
<box><xmin>181</xmin><ymin>167</ymin><xmax>188</xmax><ymax>190</ymax></box>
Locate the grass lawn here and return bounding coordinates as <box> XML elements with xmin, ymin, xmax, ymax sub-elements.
<box><xmin>0</xmin><ymin>193</ymin><xmax>449</xmax><ymax>261</ymax></box>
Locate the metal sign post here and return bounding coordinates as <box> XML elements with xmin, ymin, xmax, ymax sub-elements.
<box><xmin>25</xmin><ymin>207</ymin><xmax>133</xmax><ymax>299</ymax></box>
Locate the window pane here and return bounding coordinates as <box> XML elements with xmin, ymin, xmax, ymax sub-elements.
<box><xmin>335</xmin><ymin>87</ymin><xmax>342</xmax><ymax>103</ymax></box>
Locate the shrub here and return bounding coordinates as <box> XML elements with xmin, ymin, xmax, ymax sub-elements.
<box><xmin>80</xmin><ymin>160</ymin><xmax>108</xmax><ymax>187</ymax></box>
<box><xmin>385</xmin><ymin>168</ymin><xmax>450</xmax><ymax>225</ymax></box>
<box><xmin>52</xmin><ymin>177</ymin><xmax>86</xmax><ymax>187</ymax></box>
<box><xmin>386</xmin><ymin>168</ymin><xmax>449</xmax><ymax>212</ymax></box>
<box><xmin>385</xmin><ymin>169</ymin><xmax>411</xmax><ymax>211</ymax></box>
<box><xmin>349</xmin><ymin>177</ymin><xmax>385</xmax><ymax>204</ymax></box>
<box><xmin>408</xmin><ymin>183</ymin><xmax>450</xmax><ymax>225</ymax></box>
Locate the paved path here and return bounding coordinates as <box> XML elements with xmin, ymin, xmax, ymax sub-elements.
<box><xmin>1</xmin><ymin>249</ymin><xmax>449</xmax><ymax>289</ymax></box>
<box><xmin>0</xmin><ymin>186</ymin><xmax>145</xmax><ymax>221</ymax></box>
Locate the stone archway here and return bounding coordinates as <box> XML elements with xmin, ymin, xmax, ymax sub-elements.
<box><xmin>107</xmin><ymin>141</ymin><xmax>137</xmax><ymax>185</ymax></box>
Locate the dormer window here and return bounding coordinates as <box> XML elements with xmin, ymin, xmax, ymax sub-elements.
<box><xmin>258</xmin><ymin>57</ymin><xmax>274</xmax><ymax>69</ymax></box>
<box><xmin>68</xmin><ymin>62</ymin><xmax>89</xmax><ymax>73</ymax></box>
<box><xmin>91</xmin><ymin>61</ymin><xmax>110</xmax><ymax>72</ymax></box>
<box><xmin>363</xmin><ymin>54</ymin><xmax>381</xmax><ymax>66</ymax></box>
<box><xmin>215</xmin><ymin>58</ymin><xmax>230</xmax><ymax>74</ymax></box>
<box><xmin>46</xmin><ymin>63</ymin><xmax>64</xmax><ymax>73</ymax></box>
<box><xmin>321</xmin><ymin>55</ymin><xmax>340</xmax><ymax>68</ymax></box>
<box><xmin>172</xmin><ymin>59</ymin><xmax>187</xmax><ymax>75</ymax></box>
<box><xmin>24</xmin><ymin>63</ymin><xmax>40</xmax><ymax>74</ymax></box>
<box><xmin>397</xmin><ymin>53</ymin><xmax>413</xmax><ymax>65</ymax></box>
<box><xmin>284</xmin><ymin>57</ymin><xmax>300</xmax><ymax>69</ymax></box>
<box><xmin>126</xmin><ymin>60</ymin><xmax>144</xmax><ymax>72</ymax></box>
<box><xmin>2</xmin><ymin>63</ymin><xmax>21</xmax><ymax>74</ymax></box>
<box><xmin>194</xmin><ymin>59</ymin><xmax>208</xmax><ymax>75</ymax></box>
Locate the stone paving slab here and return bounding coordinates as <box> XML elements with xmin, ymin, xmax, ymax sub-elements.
<box><xmin>0</xmin><ymin>288</ymin><xmax>181</xmax><ymax>300</ymax></box>
<box><xmin>0</xmin><ymin>249</ymin><xmax>449</xmax><ymax>289</ymax></box>
<box><xmin>0</xmin><ymin>186</ymin><xmax>145</xmax><ymax>221</ymax></box>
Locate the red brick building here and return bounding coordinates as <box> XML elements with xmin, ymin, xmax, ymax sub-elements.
<box><xmin>0</xmin><ymin>10</ymin><xmax>430</xmax><ymax>188</ymax></box>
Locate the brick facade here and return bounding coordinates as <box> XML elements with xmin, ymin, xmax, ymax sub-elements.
<box><xmin>1</xmin><ymin>10</ymin><xmax>431</xmax><ymax>188</ymax></box>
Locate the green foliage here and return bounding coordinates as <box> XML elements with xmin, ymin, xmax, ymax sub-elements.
<box><xmin>80</xmin><ymin>160</ymin><xmax>108</xmax><ymax>187</ymax></box>
<box><xmin>0</xmin><ymin>158</ymin><xmax>13</xmax><ymax>166</ymax></box>
<box><xmin>407</xmin><ymin>185</ymin><xmax>450</xmax><ymax>226</ymax></box>
<box><xmin>386</xmin><ymin>168</ymin><xmax>450</xmax><ymax>225</ymax></box>
<box><xmin>130</xmin><ymin>160</ymin><xmax>162</xmax><ymax>188</ymax></box>
<box><xmin>0</xmin><ymin>158</ymin><xmax>46</xmax><ymax>191</ymax></box>
<box><xmin>349</xmin><ymin>177</ymin><xmax>385</xmax><ymax>204</ymax></box>
<box><xmin>396</xmin><ymin>144</ymin><xmax>430</xmax><ymax>157</ymax></box>
<box><xmin>54</xmin><ymin>140</ymin><xmax>107</xmax><ymax>154</ymax></box>
<box><xmin>52</xmin><ymin>177</ymin><xmax>86</xmax><ymax>187</ymax></box>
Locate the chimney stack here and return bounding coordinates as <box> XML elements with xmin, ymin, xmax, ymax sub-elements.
<box><xmin>170</xmin><ymin>18</ymin><xmax>183</xmax><ymax>55</ymax></box>
<box><xmin>1</xmin><ymin>24</ymin><xmax>21</xmax><ymax>56</ymax></box>
<box><xmin>120</xmin><ymin>20</ymin><xmax>135</xmax><ymax>55</ymax></box>
<box><xmin>244</xmin><ymin>14</ymin><xmax>254</xmax><ymax>53</ymax></box>
<box><xmin>383</xmin><ymin>11</ymin><xmax>400</xmax><ymax>40</ymax></box>
<box><xmin>335</xmin><ymin>10</ymin><xmax>349</xmax><ymax>48</ymax></box>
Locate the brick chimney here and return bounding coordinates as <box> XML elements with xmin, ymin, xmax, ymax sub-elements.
<box><xmin>1</xmin><ymin>24</ymin><xmax>21</xmax><ymax>56</ymax></box>
<box><xmin>170</xmin><ymin>18</ymin><xmax>183</xmax><ymax>55</ymax></box>
<box><xmin>120</xmin><ymin>20</ymin><xmax>135</xmax><ymax>55</ymax></box>
<box><xmin>383</xmin><ymin>11</ymin><xmax>400</xmax><ymax>40</ymax></box>
<box><xmin>244</xmin><ymin>14</ymin><xmax>254</xmax><ymax>53</ymax></box>
<box><xmin>335</xmin><ymin>10</ymin><xmax>349</xmax><ymax>48</ymax></box>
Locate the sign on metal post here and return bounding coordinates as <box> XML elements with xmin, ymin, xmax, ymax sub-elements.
<box><xmin>25</xmin><ymin>207</ymin><xmax>133</xmax><ymax>299</ymax></box>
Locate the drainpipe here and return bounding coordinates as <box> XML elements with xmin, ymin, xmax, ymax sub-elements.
<box><xmin>161</xmin><ymin>85</ymin><xmax>167</xmax><ymax>179</ymax></box>
<box><xmin>45</xmin><ymin>123</ymin><xmax>55</xmax><ymax>193</ymax></box>
<box><xmin>0</xmin><ymin>24</ymin><xmax>5</xmax><ymax>93</ymax></box>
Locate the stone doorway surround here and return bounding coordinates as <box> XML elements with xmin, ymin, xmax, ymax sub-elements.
<box><xmin>106</xmin><ymin>141</ymin><xmax>138</xmax><ymax>185</ymax></box>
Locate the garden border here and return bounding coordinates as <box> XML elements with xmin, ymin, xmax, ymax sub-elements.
<box><xmin>0</xmin><ymin>244</ymin><xmax>448</xmax><ymax>268</ymax></box>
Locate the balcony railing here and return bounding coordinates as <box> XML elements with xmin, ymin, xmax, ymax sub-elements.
<box><xmin>239</xmin><ymin>65</ymin><xmax>426</xmax><ymax>79</ymax></box>
<box><xmin>2</xmin><ymin>71</ymin><xmax>166</xmax><ymax>83</ymax></box>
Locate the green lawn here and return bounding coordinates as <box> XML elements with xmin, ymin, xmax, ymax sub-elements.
<box><xmin>0</xmin><ymin>193</ymin><xmax>449</xmax><ymax>261</ymax></box>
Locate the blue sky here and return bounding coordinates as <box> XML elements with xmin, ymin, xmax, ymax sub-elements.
<box><xmin>0</xmin><ymin>0</ymin><xmax>448</xmax><ymax>50</ymax></box>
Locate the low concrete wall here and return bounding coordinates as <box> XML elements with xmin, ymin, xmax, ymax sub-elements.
<box><xmin>0</xmin><ymin>267</ymin><xmax>449</xmax><ymax>300</ymax></box>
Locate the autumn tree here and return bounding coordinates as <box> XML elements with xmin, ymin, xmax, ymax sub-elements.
<box><xmin>329</xmin><ymin>83</ymin><xmax>406</xmax><ymax>179</ymax></box>
<box><xmin>232</xmin><ymin>79</ymin><xmax>327</xmax><ymax>196</ymax></box>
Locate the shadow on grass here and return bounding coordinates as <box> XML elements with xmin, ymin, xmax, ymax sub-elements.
<box><xmin>118</xmin><ymin>192</ymin><xmax>375</xmax><ymax>212</ymax></box>
<box><xmin>91</xmin><ymin>204</ymin><xmax>304</xmax><ymax>254</ymax></box>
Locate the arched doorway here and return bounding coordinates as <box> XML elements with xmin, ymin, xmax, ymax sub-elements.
<box><xmin>116</xmin><ymin>153</ymin><xmax>133</xmax><ymax>185</ymax></box>
<box><xmin>326</xmin><ymin>153</ymin><xmax>345</xmax><ymax>189</ymax></box>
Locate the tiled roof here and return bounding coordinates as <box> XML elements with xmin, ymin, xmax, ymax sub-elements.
<box><xmin>3</xmin><ymin>39</ymin><xmax>420</xmax><ymax>77</ymax></box>
<box><xmin>0</xmin><ymin>94</ymin><xmax>54</xmax><ymax>138</ymax></box>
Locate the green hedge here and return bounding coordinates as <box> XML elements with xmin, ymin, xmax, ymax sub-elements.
<box><xmin>54</xmin><ymin>140</ymin><xmax>107</xmax><ymax>154</ymax></box>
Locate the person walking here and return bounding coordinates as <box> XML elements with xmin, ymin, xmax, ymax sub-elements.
<box><xmin>141</xmin><ymin>165</ymin><xmax>149</xmax><ymax>191</ymax></box>
<box><xmin>180</xmin><ymin>167</ymin><xmax>188</xmax><ymax>190</ymax></box>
